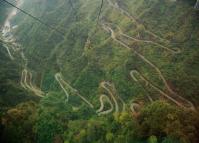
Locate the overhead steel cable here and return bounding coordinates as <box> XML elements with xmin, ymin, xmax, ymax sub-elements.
<box><xmin>97</xmin><ymin>0</ymin><xmax>104</xmax><ymax>24</ymax></box>
<box><xmin>0</xmin><ymin>0</ymin><xmax>65</xmax><ymax>36</ymax></box>
<box><xmin>88</xmin><ymin>0</ymin><xmax>104</xmax><ymax>42</ymax></box>
<box><xmin>68</xmin><ymin>0</ymin><xmax>78</xmax><ymax>24</ymax></box>
<box><xmin>68</xmin><ymin>0</ymin><xmax>75</xmax><ymax>12</ymax></box>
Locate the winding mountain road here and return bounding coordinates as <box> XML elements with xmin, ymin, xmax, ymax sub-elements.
<box><xmin>3</xmin><ymin>44</ymin><xmax>14</xmax><ymax>60</ymax></box>
<box><xmin>106</xmin><ymin>82</ymin><xmax>126</xmax><ymax>111</ymax></box>
<box><xmin>130</xmin><ymin>70</ymin><xmax>195</xmax><ymax>110</ymax></box>
<box><xmin>55</xmin><ymin>73</ymin><xmax>94</xmax><ymax>109</ymax></box>
<box><xmin>117</xmin><ymin>26</ymin><xmax>181</xmax><ymax>54</ymax></box>
<box><xmin>1</xmin><ymin>0</ymin><xmax>24</xmax><ymax>59</ymax></box>
<box><xmin>100</xmin><ymin>81</ymin><xmax>126</xmax><ymax>113</ymax></box>
<box><xmin>96</xmin><ymin>94</ymin><xmax>114</xmax><ymax>115</ymax></box>
<box><xmin>55</xmin><ymin>73</ymin><xmax>70</xmax><ymax>102</ymax></box>
<box><xmin>0</xmin><ymin>36</ymin><xmax>15</xmax><ymax>60</ymax></box>
<box><xmin>100</xmin><ymin>82</ymin><xmax>119</xmax><ymax>112</ymax></box>
<box><xmin>102</xmin><ymin>23</ymin><xmax>180</xmax><ymax>98</ymax></box>
<box><xmin>20</xmin><ymin>69</ymin><xmax>44</xmax><ymax>97</ymax></box>
<box><xmin>1</xmin><ymin>0</ymin><xmax>195</xmax><ymax>115</ymax></box>
<box><xmin>101</xmin><ymin>22</ymin><xmax>195</xmax><ymax>111</ymax></box>
<box><xmin>1</xmin><ymin>0</ymin><xmax>41</xmax><ymax>97</ymax></box>
<box><xmin>106</xmin><ymin>0</ymin><xmax>170</xmax><ymax>43</ymax></box>
<box><xmin>130</xmin><ymin>102</ymin><xmax>141</xmax><ymax>115</ymax></box>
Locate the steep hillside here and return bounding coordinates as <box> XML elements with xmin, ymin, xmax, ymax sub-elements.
<box><xmin>0</xmin><ymin>1</ymin><xmax>38</xmax><ymax>109</ymax></box>
<box><xmin>0</xmin><ymin>0</ymin><xmax>199</xmax><ymax>142</ymax></box>
<box><xmin>12</xmin><ymin>0</ymin><xmax>199</xmax><ymax>107</ymax></box>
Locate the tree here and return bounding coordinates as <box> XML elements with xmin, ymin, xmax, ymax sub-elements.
<box><xmin>106</xmin><ymin>132</ymin><xmax>114</xmax><ymax>142</ymax></box>
<box><xmin>34</xmin><ymin>92</ymin><xmax>74</xmax><ymax>143</ymax></box>
<box><xmin>148</xmin><ymin>135</ymin><xmax>158</xmax><ymax>143</ymax></box>
<box><xmin>1</xmin><ymin>101</ymin><xmax>37</xmax><ymax>143</ymax></box>
<box><xmin>35</xmin><ymin>111</ymin><xmax>64</xmax><ymax>143</ymax></box>
<box><xmin>136</xmin><ymin>101</ymin><xmax>199</xmax><ymax>142</ymax></box>
<box><xmin>162</xmin><ymin>137</ymin><xmax>180</xmax><ymax>143</ymax></box>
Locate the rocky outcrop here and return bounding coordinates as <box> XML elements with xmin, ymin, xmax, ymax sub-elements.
<box><xmin>195</xmin><ymin>0</ymin><xmax>199</xmax><ymax>9</ymax></box>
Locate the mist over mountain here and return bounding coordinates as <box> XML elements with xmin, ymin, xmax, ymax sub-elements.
<box><xmin>0</xmin><ymin>0</ymin><xmax>199</xmax><ymax>143</ymax></box>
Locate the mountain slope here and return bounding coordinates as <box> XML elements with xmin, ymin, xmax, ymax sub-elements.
<box><xmin>0</xmin><ymin>0</ymin><xmax>199</xmax><ymax>142</ymax></box>
<box><xmin>12</xmin><ymin>0</ymin><xmax>199</xmax><ymax>106</ymax></box>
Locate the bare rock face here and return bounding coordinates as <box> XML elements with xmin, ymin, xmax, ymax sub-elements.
<box><xmin>195</xmin><ymin>0</ymin><xmax>199</xmax><ymax>9</ymax></box>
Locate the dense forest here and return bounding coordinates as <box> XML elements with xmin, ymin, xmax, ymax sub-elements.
<box><xmin>0</xmin><ymin>0</ymin><xmax>199</xmax><ymax>143</ymax></box>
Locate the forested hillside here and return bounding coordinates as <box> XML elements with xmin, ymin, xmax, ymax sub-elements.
<box><xmin>0</xmin><ymin>0</ymin><xmax>199</xmax><ymax>143</ymax></box>
<box><xmin>0</xmin><ymin>1</ymin><xmax>37</xmax><ymax>110</ymax></box>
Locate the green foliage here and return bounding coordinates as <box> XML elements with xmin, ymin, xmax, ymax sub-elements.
<box><xmin>162</xmin><ymin>137</ymin><xmax>180</xmax><ymax>143</ymax></box>
<box><xmin>35</xmin><ymin>111</ymin><xmax>64</xmax><ymax>143</ymax></box>
<box><xmin>106</xmin><ymin>132</ymin><xmax>114</xmax><ymax>142</ymax></box>
<box><xmin>63</xmin><ymin>119</ymin><xmax>106</xmax><ymax>143</ymax></box>
<box><xmin>0</xmin><ymin>0</ymin><xmax>199</xmax><ymax>142</ymax></box>
<box><xmin>35</xmin><ymin>92</ymin><xmax>74</xmax><ymax>143</ymax></box>
<box><xmin>148</xmin><ymin>135</ymin><xmax>158</xmax><ymax>143</ymax></box>
<box><xmin>136</xmin><ymin>101</ymin><xmax>199</xmax><ymax>143</ymax></box>
<box><xmin>0</xmin><ymin>44</ymin><xmax>38</xmax><ymax>107</ymax></box>
<box><xmin>74</xmin><ymin>63</ymin><xmax>105</xmax><ymax>99</ymax></box>
<box><xmin>1</xmin><ymin>101</ymin><xmax>37</xmax><ymax>143</ymax></box>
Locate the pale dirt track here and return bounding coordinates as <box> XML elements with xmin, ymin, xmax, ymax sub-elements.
<box><xmin>106</xmin><ymin>0</ymin><xmax>170</xmax><ymax>43</ymax></box>
<box><xmin>130</xmin><ymin>70</ymin><xmax>195</xmax><ymax>111</ymax></box>
<box><xmin>96</xmin><ymin>94</ymin><xmax>114</xmax><ymax>115</ymax></box>
<box><xmin>99</xmin><ymin>81</ymin><xmax>126</xmax><ymax>113</ymax></box>
<box><xmin>20</xmin><ymin>69</ymin><xmax>44</xmax><ymax>97</ymax></box>
<box><xmin>55</xmin><ymin>73</ymin><xmax>94</xmax><ymax>109</ymax></box>
<box><xmin>102</xmin><ymin>23</ymin><xmax>177</xmax><ymax>95</ymax></box>
<box><xmin>101</xmin><ymin>22</ymin><xmax>195</xmax><ymax>111</ymax></box>
<box><xmin>117</xmin><ymin>26</ymin><xmax>181</xmax><ymax>54</ymax></box>
<box><xmin>1</xmin><ymin>0</ymin><xmax>195</xmax><ymax>115</ymax></box>
<box><xmin>130</xmin><ymin>102</ymin><xmax>141</xmax><ymax>114</ymax></box>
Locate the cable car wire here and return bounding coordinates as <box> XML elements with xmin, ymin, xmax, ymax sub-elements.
<box><xmin>1</xmin><ymin>0</ymin><xmax>65</xmax><ymax>36</ymax></box>
<box><xmin>97</xmin><ymin>0</ymin><xmax>104</xmax><ymax>24</ymax></box>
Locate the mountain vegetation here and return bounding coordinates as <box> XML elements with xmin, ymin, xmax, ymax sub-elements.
<box><xmin>0</xmin><ymin>0</ymin><xmax>199</xmax><ymax>143</ymax></box>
